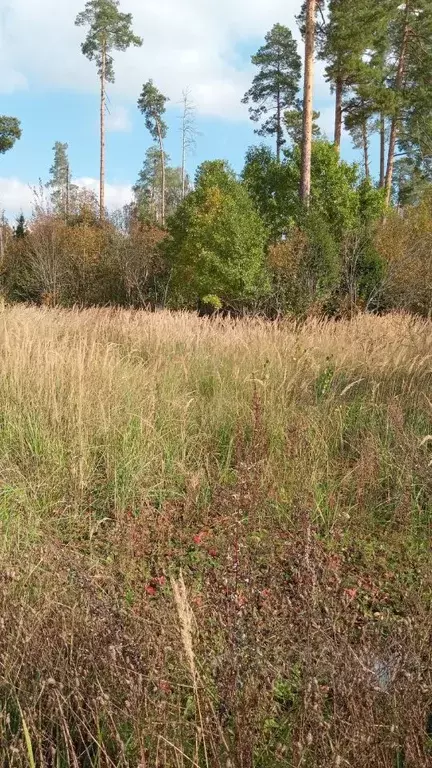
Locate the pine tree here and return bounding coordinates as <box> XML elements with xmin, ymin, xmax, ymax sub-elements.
<box><xmin>75</xmin><ymin>0</ymin><xmax>142</xmax><ymax>220</ymax></box>
<box><xmin>0</xmin><ymin>117</ymin><xmax>22</xmax><ymax>154</ymax></box>
<box><xmin>46</xmin><ymin>142</ymin><xmax>77</xmax><ymax>219</ymax></box>
<box><xmin>300</xmin><ymin>0</ymin><xmax>317</xmax><ymax>206</ymax></box>
<box><xmin>138</xmin><ymin>81</ymin><xmax>169</xmax><ymax>226</ymax></box>
<box><xmin>242</xmin><ymin>24</ymin><xmax>301</xmax><ymax>163</ymax></box>
<box><xmin>386</xmin><ymin>1</ymin><xmax>432</xmax><ymax>203</ymax></box>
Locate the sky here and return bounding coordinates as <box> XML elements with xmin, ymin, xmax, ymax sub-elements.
<box><xmin>0</xmin><ymin>0</ymin><xmax>363</xmax><ymax>220</ymax></box>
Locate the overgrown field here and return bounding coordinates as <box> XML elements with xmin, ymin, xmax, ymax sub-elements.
<box><xmin>0</xmin><ymin>306</ymin><xmax>431</xmax><ymax>767</ymax></box>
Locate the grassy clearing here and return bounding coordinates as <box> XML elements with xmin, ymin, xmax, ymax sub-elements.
<box><xmin>0</xmin><ymin>305</ymin><xmax>431</xmax><ymax>767</ymax></box>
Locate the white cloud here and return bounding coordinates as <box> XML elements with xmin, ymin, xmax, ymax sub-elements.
<box><xmin>0</xmin><ymin>176</ymin><xmax>132</xmax><ymax>219</ymax></box>
<box><xmin>75</xmin><ymin>177</ymin><xmax>133</xmax><ymax>209</ymax></box>
<box><xmin>0</xmin><ymin>0</ymin><xmax>332</xmax><ymax>120</ymax></box>
<box><xmin>106</xmin><ymin>105</ymin><xmax>132</xmax><ymax>133</ymax></box>
<box><xmin>0</xmin><ymin>177</ymin><xmax>34</xmax><ymax>216</ymax></box>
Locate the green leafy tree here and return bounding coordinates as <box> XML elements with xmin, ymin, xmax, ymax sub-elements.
<box><xmin>134</xmin><ymin>146</ymin><xmax>189</xmax><ymax>223</ymax></box>
<box><xmin>242</xmin><ymin>145</ymin><xmax>297</xmax><ymax>241</ymax></box>
<box><xmin>243</xmin><ymin>140</ymin><xmax>375</xmax><ymax>242</ymax></box>
<box><xmin>46</xmin><ymin>142</ymin><xmax>77</xmax><ymax>219</ymax></box>
<box><xmin>75</xmin><ymin>0</ymin><xmax>142</xmax><ymax>219</ymax></box>
<box><xmin>138</xmin><ymin>81</ymin><xmax>169</xmax><ymax>226</ymax></box>
<box><xmin>242</xmin><ymin>24</ymin><xmax>301</xmax><ymax>162</ymax></box>
<box><xmin>166</xmin><ymin>160</ymin><xmax>268</xmax><ymax>309</ymax></box>
<box><xmin>0</xmin><ymin>117</ymin><xmax>22</xmax><ymax>154</ymax></box>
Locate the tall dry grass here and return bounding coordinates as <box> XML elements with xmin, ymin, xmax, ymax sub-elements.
<box><xmin>0</xmin><ymin>306</ymin><xmax>431</xmax><ymax>766</ymax></box>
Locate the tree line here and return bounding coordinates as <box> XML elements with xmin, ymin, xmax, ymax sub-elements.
<box><xmin>1</xmin><ymin>0</ymin><xmax>432</xmax><ymax>317</ymax></box>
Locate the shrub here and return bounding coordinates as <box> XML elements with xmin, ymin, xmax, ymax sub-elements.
<box><xmin>376</xmin><ymin>191</ymin><xmax>432</xmax><ymax>315</ymax></box>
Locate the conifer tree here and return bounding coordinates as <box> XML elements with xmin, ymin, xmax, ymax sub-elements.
<box><xmin>46</xmin><ymin>142</ymin><xmax>76</xmax><ymax>219</ymax></box>
<box><xmin>138</xmin><ymin>81</ymin><xmax>169</xmax><ymax>226</ymax></box>
<box><xmin>75</xmin><ymin>0</ymin><xmax>142</xmax><ymax>220</ymax></box>
<box><xmin>242</xmin><ymin>24</ymin><xmax>301</xmax><ymax>163</ymax></box>
<box><xmin>300</xmin><ymin>0</ymin><xmax>317</xmax><ymax>206</ymax></box>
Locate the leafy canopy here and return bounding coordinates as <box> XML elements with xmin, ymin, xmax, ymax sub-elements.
<box><xmin>166</xmin><ymin>160</ymin><xmax>268</xmax><ymax>307</ymax></box>
<box><xmin>75</xmin><ymin>0</ymin><xmax>142</xmax><ymax>82</ymax></box>
<box><xmin>0</xmin><ymin>116</ymin><xmax>22</xmax><ymax>155</ymax></box>
<box><xmin>243</xmin><ymin>140</ymin><xmax>385</xmax><ymax>243</ymax></box>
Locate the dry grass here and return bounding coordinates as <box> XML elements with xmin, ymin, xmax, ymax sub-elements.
<box><xmin>0</xmin><ymin>305</ymin><xmax>431</xmax><ymax>767</ymax></box>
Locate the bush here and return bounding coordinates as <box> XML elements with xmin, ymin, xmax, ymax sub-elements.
<box><xmin>376</xmin><ymin>191</ymin><xmax>432</xmax><ymax>316</ymax></box>
<box><xmin>267</xmin><ymin>211</ymin><xmax>340</xmax><ymax>316</ymax></box>
<box><xmin>2</xmin><ymin>212</ymin><xmax>167</xmax><ymax>309</ymax></box>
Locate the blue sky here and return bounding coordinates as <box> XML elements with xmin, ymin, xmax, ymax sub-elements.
<box><xmin>0</xmin><ymin>0</ymin><xmax>364</xmax><ymax>220</ymax></box>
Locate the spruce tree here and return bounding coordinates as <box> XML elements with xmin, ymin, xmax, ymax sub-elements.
<box><xmin>46</xmin><ymin>142</ymin><xmax>76</xmax><ymax>219</ymax></box>
<box><xmin>242</xmin><ymin>24</ymin><xmax>301</xmax><ymax>163</ymax></box>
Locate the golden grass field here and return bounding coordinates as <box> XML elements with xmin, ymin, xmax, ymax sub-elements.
<box><xmin>0</xmin><ymin>306</ymin><xmax>431</xmax><ymax>767</ymax></box>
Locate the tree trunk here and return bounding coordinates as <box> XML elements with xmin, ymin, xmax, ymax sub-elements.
<box><xmin>65</xmin><ymin>163</ymin><xmax>70</xmax><ymax>222</ymax></box>
<box><xmin>362</xmin><ymin>120</ymin><xmax>370</xmax><ymax>179</ymax></box>
<box><xmin>379</xmin><ymin>113</ymin><xmax>386</xmax><ymax>188</ymax></box>
<box><xmin>181</xmin><ymin>116</ymin><xmax>186</xmax><ymax>200</ymax></box>
<box><xmin>276</xmin><ymin>78</ymin><xmax>281</xmax><ymax>163</ymax></box>
<box><xmin>334</xmin><ymin>76</ymin><xmax>343</xmax><ymax>154</ymax></box>
<box><xmin>157</xmin><ymin>122</ymin><xmax>166</xmax><ymax>227</ymax></box>
<box><xmin>300</xmin><ymin>0</ymin><xmax>317</xmax><ymax>207</ymax></box>
<box><xmin>99</xmin><ymin>42</ymin><xmax>106</xmax><ymax>221</ymax></box>
<box><xmin>385</xmin><ymin>4</ymin><xmax>410</xmax><ymax>206</ymax></box>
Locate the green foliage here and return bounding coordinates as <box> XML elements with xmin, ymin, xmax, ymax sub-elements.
<box><xmin>243</xmin><ymin>140</ymin><xmax>374</xmax><ymax>243</ymax></box>
<box><xmin>75</xmin><ymin>0</ymin><xmax>142</xmax><ymax>82</ymax></box>
<box><xmin>242</xmin><ymin>145</ymin><xmax>297</xmax><ymax>241</ymax></box>
<box><xmin>0</xmin><ymin>116</ymin><xmax>22</xmax><ymax>154</ymax></box>
<box><xmin>137</xmin><ymin>81</ymin><xmax>168</xmax><ymax>142</ymax></box>
<box><xmin>242</xmin><ymin>24</ymin><xmax>302</xmax><ymax>159</ymax></box>
<box><xmin>165</xmin><ymin>160</ymin><xmax>268</xmax><ymax>308</ymax></box>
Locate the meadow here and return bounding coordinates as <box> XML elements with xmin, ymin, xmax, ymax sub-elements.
<box><xmin>0</xmin><ymin>305</ymin><xmax>431</xmax><ymax>767</ymax></box>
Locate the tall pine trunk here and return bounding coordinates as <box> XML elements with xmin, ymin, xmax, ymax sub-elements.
<box><xmin>181</xmin><ymin>112</ymin><xmax>186</xmax><ymax>200</ymax></box>
<box><xmin>99</xmin><ymin>42</ymin><xmax>106</xmax><ymax>221</ymax></box>
<box><xmin>157</xmin><ymin>122</ymin><xmax>166</xmax><ymax>227</ymax></box>
<box><xmin>385</xmin><ymin>4</ymin><xmax>410</xmax><ymax>206</ymax></box>
<box><xmin>362</xmin><ymin>120</ymin><xmax>370</xmax><ymax>179</ymax></box>
<box><xmin>276</xmin><ymin>78</ymin><xmax>282</xmax><ymax>163</ymax></box>
<box><xmin>334</xmin><ymin>76</ymin><xmax>343</xmax><ymax>154</ymax></box>
<box><xmin>379</xmin><ymin>113</ymin><xmax>386</xmax><ymax>188</ymax></box>
<box><xmin>300</xmin><ymin>0</ymin><xmax>316</xmax><ymax>206</ymax></box>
